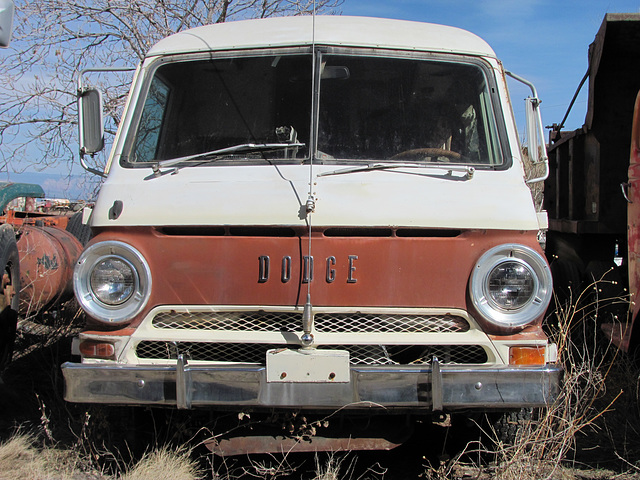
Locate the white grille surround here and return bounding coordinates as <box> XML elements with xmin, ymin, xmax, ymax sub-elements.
<box><xmin>112</xmin><ymin>306</ymin><xmax>515</xmax><ymax>366</ymax></box>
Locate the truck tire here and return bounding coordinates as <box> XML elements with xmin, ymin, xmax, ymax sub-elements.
<box><xmin>550</xmin><ymin>257</ymin><xmax>582</xmax><ymax>306</ymax></box>
<box><xmin>0</xmin><ymin>224</ymin><xmax>20</xmax><ymax>371</ymax></box>
<box><xmin>66</xmin><ymin>211</ymin><xmax>92</xmax><ymax>246</ymax></box>
<box><xmin>491</xmin><ymin>408</ymin><xmax>533</xmax><ymax>446</ymax></box>
<box><xmin>578</xmin><ymin>260</ymin><xmax>627</xmax><ymax>355</ymax></box>
<box><xmin>582</xmin><ymin>260</ymin><xmax>625</xmax><ymax>303</ymax></box>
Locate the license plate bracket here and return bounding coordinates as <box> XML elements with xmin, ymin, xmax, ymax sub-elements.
<box><xmin>266</xmin><ymin>348</ymin><xmax>350</xmax><ymax>383</ymax></box>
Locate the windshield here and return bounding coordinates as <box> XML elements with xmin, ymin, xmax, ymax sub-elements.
<box><xmin>127</xmin><ymin>50</ymin><xmax>505</xmax><ymax>167</ymax></box>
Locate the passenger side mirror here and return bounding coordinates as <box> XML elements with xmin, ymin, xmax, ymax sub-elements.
<box><xmin>524</xmin><ymin>96</ymin><xmax>545</xmax><ymax>165</ymax></box>
<box><xmin>0</xmin><ymin>0</ymin><xmax>14</xmax><ymax>48</ymax></box>
<box><xmin>505</xmin><ymin>70</ymin><xmax>549</xmax><ymax>184</ymax></box>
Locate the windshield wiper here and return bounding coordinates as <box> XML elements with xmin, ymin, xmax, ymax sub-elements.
<box><xmin>151</xmin><ymin>142</ymin><xmax>306</xmax><ymax>175</ymax></box>
<box><xmin>317</xmin><ymin>162</ymin><xmax>475</xmax><ymax>179</ymax></box>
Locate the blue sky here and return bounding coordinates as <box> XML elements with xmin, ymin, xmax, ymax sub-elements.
<box><xmin>341</xmin><ymin>0</ymin><xmax>640</xmax><ymax>132</ymax></box>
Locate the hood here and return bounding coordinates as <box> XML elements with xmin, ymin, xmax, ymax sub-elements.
<box><xmin>90</xmin><ymin>163</ymin><xmax>538</xmax><ymax>231</ymax></box>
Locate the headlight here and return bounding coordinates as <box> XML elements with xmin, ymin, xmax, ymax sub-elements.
<box><xmin>74</xmin><ymin>241</ymin><xmax>151</xmax><ymax>324</ymax></box>
<box><xmin>90</xmin><ymin>258</ymin><xmax>135</xmax><ymax>305</ymax></box>
<box><xmin>470</xmin><ymin>244</ymin><xmax>552</xmax><ymax>329</ymax></box>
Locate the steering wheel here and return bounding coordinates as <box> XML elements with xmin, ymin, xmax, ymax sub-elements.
<box><xmin>391</xmin><ymin>148</ymin><xmax>462</xmax><ymax>161</ymax></box>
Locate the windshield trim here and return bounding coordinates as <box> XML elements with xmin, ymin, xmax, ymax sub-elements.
<box><xmin>120</xmin><ymin>46</ymin><xmax>511</xmax><ymax>172</ymax></box>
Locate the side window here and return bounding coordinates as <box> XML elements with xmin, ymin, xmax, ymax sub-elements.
<box><xmin>133</xmin><ymin>76</ymin><xmax>170</xmax><ymax>163</ymax></box>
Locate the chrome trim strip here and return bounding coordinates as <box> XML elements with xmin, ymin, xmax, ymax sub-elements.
<box><xmin>431</xmin><ymin>356</ymin><xmax>443</xmax><ymax>411</ymax></box>
<box><xmin>176</xmin><ymin>354</ymin><xmax>191</xmax><ymax>409</ymax></box>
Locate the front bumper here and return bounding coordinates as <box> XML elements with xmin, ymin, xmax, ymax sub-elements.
<box><xmin>62</xmin><ymin>357</ymin><xmax>562</xmax><ymax>411</ymax></box>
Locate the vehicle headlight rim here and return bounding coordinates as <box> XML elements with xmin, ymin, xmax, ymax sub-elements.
<box><xmin>74</xmin><ymin>241</ymin><xmax>152</xmax><ymax>324</ymax></box>
<box><xmin>470</xmin><ymin>243</ymin><xmax>552</xmax><ymax>329</ymax></box>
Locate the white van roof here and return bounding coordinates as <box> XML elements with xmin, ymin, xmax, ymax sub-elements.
<box><xmin>147</xmin><ymin>15</ymin><xmax>496</xmax><ymax>58</ymax></box>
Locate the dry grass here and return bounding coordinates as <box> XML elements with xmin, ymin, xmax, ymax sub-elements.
<box><xmin>312</xmin><ymin>454</ymin><xmax>351</xmax><ymax>480</ymax></box>
<box><xmin>0</xmin><ymin>433</ymin><xmax>201</xmax><ymax>480</ymax></box>
<box><xmin>205</xmin><ymin>448</ymin><xmax>388</xmax><ymax>480</ymax></box>
<box><xmin>14</xmin><ymin>301</ymin><xmax>85</xmax><ymax>361</ymax></box>
<box><xmin>120</xmin><ymin>446</ymin><xmax>201</xmax><ymax>480</ymax></box>
<box><xmin>0</xmin><ymin>432</ymin><xmax>101</xmax><ymax>480</ymax></box>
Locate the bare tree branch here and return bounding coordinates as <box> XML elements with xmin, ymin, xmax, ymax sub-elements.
<box><xmin>0</xmin><ymin>0</ymin><xmax>342</xmax><ymax>187</ymax></box>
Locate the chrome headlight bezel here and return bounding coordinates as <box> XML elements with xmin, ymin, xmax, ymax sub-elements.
<box><xmin>74</xmin><ymin>241</ymin><xmax>152</xmax><ymax>325</ymax></box>
<box><xmin>470</xmin><ymin>243</ymin><xmax>552</xmax><ymax>329</ymax></box>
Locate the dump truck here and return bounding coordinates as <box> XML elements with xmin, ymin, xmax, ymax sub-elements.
<box><xmin>545</xmin><ymin>13</ymin><xmax>640</xmax><ymax>352</ymax></box>
<box><xmin>62</xmin><ymin>15</ymin><xmax>561</xmax><ymax>453</ymax></box>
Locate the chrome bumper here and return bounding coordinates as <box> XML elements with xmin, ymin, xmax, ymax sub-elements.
<box><xmin>62</xmin><ymin>357</ymin><xmax>562</xmax><ymax>411</ymax></box>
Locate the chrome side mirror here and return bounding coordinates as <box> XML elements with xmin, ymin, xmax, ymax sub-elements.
<box><xmin>78</xmin><ymin>87</ymin><xmax>105</xmax><ymax>155</ymax></box>
<box><xmin>506</xmin><ymin>70</ymin><xmax>549</xmax><ymax>184</ymax></box>
<box><xmin>0</xmin><ymin>0</ymin><xmax>14</xmax><ymax>48</ymax></box>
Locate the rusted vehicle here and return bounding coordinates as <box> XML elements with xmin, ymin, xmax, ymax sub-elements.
<box><xmin>0</xmin><ymin>0</ymin><xmax>16</xmax><ymax>370</ymax></box>
<box><xmin>545</xmin><ymin>13</ymin><xmax>640</xmax><ymax>351</ymax></box>
<box><xmin>0</xmin><ymin>182</ymin><xmax>84</xmax><ymax>370</ymax></box>
<box><xmin>62</xmin><ymin>16</ymin><xmax>560</xmax><ymax>452</ymax></box>
<box><xmin>1</xmin><ymin>3</ymin><xmax>87</xmax><ymax>372</ymax></box>
<box><xmin>628</xmin><ymin>90</ymin><xmax>640</xmax><ymax>352</ymax></box>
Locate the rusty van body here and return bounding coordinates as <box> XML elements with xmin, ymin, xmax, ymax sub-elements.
<box><xmin>62</xmin><ymin>16</ymin><xmax>560</xmax><ymax>450</ymax></box>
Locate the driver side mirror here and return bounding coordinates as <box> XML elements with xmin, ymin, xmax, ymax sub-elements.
<box><xmin>0</xmin><ymin>0</ymin><xmax>14</xmax><ymax>48</ymax></box>
<box><xmin>78</xmin><ymin>87</ymin><xmax>105</xmax><ymax>155</ymax></box>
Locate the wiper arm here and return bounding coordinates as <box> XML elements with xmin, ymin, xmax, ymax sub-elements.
<box><xmin>152</xmin><ymin>142</ymin><xmax>306</xmax><ymax>173</ymax></box>
<box><xmin>317</xmin><ymin>162</ymin><xmax>475</xmax><ymax>179</ymax></box>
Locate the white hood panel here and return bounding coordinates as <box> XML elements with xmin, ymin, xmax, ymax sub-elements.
<box><xmin>91</xmin><ymin>164</ymin><xmax>538</xmax><ymax>231</ymax></box>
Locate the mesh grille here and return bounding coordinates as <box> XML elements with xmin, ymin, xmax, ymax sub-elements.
<box><xmin>135</xmin><ymin>341</ymin><xmax>283</xmax><ymax>364</ymax></box>
<box><xmin>152</xmin><ymin>311</ymin><xmax>301</xmax><ymax>332</ymax></box>
<box><xmin>135</xmin><ymin>341</ymin><xmax>487</xmax><ymax>365</ymax></box>
<box><xmin>314</xmin><ymin>313</ymin><xmax>468</xmax><ymax>333</ymax></box>
<box><xmin>151</xmin><ymin>311</ymin><xmax>469</xmax><ymax>334</ymax></box>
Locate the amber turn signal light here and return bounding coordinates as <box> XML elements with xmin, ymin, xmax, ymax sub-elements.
<box><xmin>509</xmin><ymin>346</ymin><xmax>545</xmax><ymax>365</ymax></box>
<box><xmin>79</xmin><ymin>340</ymin><xmax>116</xmax><ymax>360</ymax></box>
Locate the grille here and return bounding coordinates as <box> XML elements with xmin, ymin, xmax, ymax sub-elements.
<box><xmin>135</xmin><ymin>341</ymin><xmax>487</xmax><ymax>365</ymax></box>
<box><xmin>151</xmin><ymin>311</ymin><xmax>469</xmax><ymax>334</ymax></box>
<box><xmin>314</xmin><ymin>313</ymin><xmax>468</xmax><ymax>333</ymax></box>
